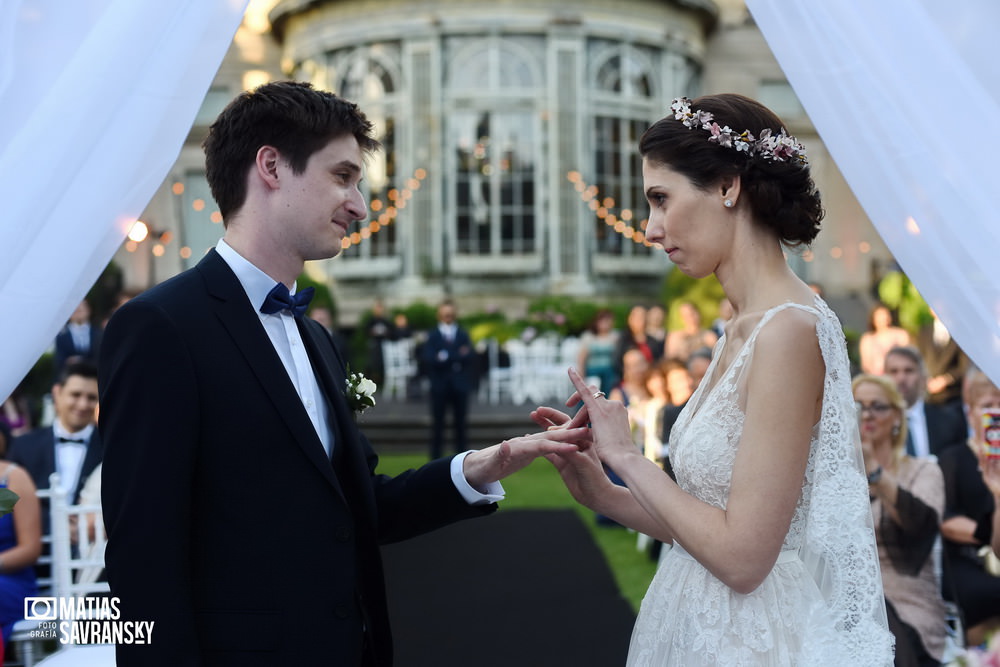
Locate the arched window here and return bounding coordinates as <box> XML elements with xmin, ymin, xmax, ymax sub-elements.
<box><xmin>589</xmin><ymin>42</ymin><xmax>658</xmax><ymax>261</ymax></box>
<box><xmin>326</xmin><ymin>45</ymin><xmax>401</xmax><ymax>261</ymax></box>
<box><xmin>445</xmin><ymin>37</ymin><xmax>543</xmax><ymax>266</ymax></box>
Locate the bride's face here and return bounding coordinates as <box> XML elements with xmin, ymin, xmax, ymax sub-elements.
<box><xmin>642</xmin><ymin>160</ymin><xmax>728</xmax><ymax>279</ymax></box>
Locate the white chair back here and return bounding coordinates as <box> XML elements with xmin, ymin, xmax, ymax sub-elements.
<box><xmin>481</xmin><ymin>338</ymin><xmax>514</xmax><ymax>404</ymax></box>
<box><xmin>381</xmin><ymin>338</ymin><xmax>418</xmax><ymax>400</ymax></box>
<box><xmin>47</xmin><ymin>473</ymin><xmax>109</xmax><ymax>599</ymax></box>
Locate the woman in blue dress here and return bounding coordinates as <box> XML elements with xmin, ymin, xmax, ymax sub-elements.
<box><xmin>0</xmin><ymin>422</ymin><xmax>41</xmax><ymax>649</ymax></box>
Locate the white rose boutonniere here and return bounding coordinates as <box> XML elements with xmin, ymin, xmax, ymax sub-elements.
<box><xmin>346</xmin><ymin>368</ymin><xmax>377</xmax><ymax>415</ymax></box>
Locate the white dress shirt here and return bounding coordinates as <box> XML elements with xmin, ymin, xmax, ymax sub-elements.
<box><xmin>68</xmin><ymin>321</ymin><xmax>91</xmax><ymax>352</ymax></box>
<box><xmin>52</xmin><ymin>419</ymin><xmax>93</xmax><ymax>495</ymax></box>
<box><xmin>906</xmin><ymin>399</ymin><xmax>931</xmax><ymax>459</ymax></box>
<box><xmin>216</xmin><ymin>240</ymin><xmax>333</xmax><ymax>457</ymax></box>
<box><xmin>215</xmin><ymin>240</ymin><xmax>501</xmax><ymax>504</ymax></box>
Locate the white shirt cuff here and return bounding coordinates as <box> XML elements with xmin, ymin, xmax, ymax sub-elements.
<box><xmin>450</xmin><ymin>450</ymin><xmax>505</xmax><ymax>505</ymax></box>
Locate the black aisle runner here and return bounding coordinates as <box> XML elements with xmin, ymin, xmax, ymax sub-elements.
<box><xmin>382</xmin><ymin>509</ymin><xmax>636</xmax><ymax>666</ymax></box>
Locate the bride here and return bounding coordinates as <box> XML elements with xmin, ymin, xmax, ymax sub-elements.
<box><xmin>535</xmin><ymin>94</ymin><xmax>894</xmax><ymax>665</ymax></box>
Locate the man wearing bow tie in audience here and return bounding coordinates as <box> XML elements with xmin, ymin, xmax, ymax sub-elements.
<box><xmin>98</xmin><ymin>81</ymin><xmax>582</xmax><ymax>667</ymax></box>
<box><xmin>9</xmin><ymin>360</ymin><xmax>103</xmax><ymax>537</ymax></box>
<box><xmin>422</xmin><ymin>301</ymin><xmax>475</xmax><ymax>460</ymax></box>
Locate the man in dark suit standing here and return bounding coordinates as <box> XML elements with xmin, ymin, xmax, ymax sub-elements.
<box><xmin>422</xmin><ymin>301</ymin><xmax>474</xmax><ymax>459</ymax></box>
<box><xmin>9</xmin><ymin>360</ymin><xmax>103</xmax><ymax>534</ymax></box>
<box><xmin>98</xmin><ymin>81</ymin><xmax>581</xmax><ymax>667</ymax></box>
<box><xmin>884</xmin><ymin>345</ymin><xmax>967</xmax><ymax>458</ymax></box>
<box><xmin>52</xmin><ymin>298</ymin><xmax>102</xmax><ymax>378</ymax></box>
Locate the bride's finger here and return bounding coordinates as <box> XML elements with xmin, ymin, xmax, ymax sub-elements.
<box><xmin>564</xmin><ymin>383</ymin><xmax>601</xmax><ymax>408</ymax></box>
<box><xmin>565</xmin><ymin>404</ymin><xmax>591</xmax><ymax>430</ymax></box>
<box><xmin>568</xmin><ymin>368</ymin><xmax>601</xmax><ymax>401</ymax></box>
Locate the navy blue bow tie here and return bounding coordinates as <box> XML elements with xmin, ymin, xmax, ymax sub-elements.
<box><xmin>260</xmin><ymin>284</ymin><xmax>315</xmax><ymax>317</ymax></box>
<box><xmin>58</xmin><ymin>436</ymin><xmax>86</xmax><ymax>444</ymax></box>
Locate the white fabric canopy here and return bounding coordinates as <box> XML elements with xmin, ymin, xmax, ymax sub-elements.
<box><xmin>746</xmin><ymin>0</ymin><xmax>1000</xmax><ymax>386</ymax></box>
<box><xmin>0</xmin><ymin>0</ymin><xmax>247</xmax><ymax>400</ymax></box>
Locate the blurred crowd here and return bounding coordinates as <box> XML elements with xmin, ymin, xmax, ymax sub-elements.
<box><xmin>1</xmin><ymin>290</ymin><xmax>998</xmax><ymax>665</ymax></box>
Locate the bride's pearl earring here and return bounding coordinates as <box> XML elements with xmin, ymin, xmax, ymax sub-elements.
<box><xmin>891</xmin><ymin>423</ymin><xmax>900</xmax><ymax>437</ymax></box>
<box><xmin>724</xmin><ymin>199</ymin><xmax>734</xmax><ymax>208</ymax></box>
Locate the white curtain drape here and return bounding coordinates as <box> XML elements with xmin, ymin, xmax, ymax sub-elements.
<box><xmin>0</xmin><ymin>0</ymin><xmax>247</xmax><ymax>400</ymax></box>
<box><xmin>746</xmin><ymin>0</ymin><xmax>1000</xmax><ymax>386</ymax></box>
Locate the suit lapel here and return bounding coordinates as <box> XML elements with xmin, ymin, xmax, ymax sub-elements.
<box><xmin>297</xmin><ymin>318</ymin><xmax>362</xmax><ymax>464</ymax></box>
<box><xmin>43</xmin><ymin>430</ymin><xmax>58</xmax><ymax>487</ymax></box>
<box><xmin>196</xmin><ymin>251</ymin><xmax>341</xmax><ymax>493</ymax></box>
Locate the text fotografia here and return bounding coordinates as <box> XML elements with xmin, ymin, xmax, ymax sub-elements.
<box><xmin>23</xmin><ymin>596</ymin><xmax>154</xmax><ymax>645</ymax></box>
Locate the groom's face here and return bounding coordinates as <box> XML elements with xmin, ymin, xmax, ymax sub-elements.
<box><xmin>276</xmin><ymin>135</ymin><xmax>368</xmax><ymax>262</ymax></box>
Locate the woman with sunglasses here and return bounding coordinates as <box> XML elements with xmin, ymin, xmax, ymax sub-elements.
<box><xmin>854</xmin><ymin>373</ymin><xmax>947</xmax><ymax>666</ymax></box>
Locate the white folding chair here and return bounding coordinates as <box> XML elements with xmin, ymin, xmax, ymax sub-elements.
<box><xmin>381</xmin><ymin>338</ymin><xmax>418</xmax><ymax>400</ymax></box>
<box><xmin>47</xmin><ymin>474</ymin><xmax>108</xmax><ymax>599</ymax></box>
<box><xmin>8</xmin><ymin>475</ymin><xmax>110</xmax><ymax>666</ymax></box>
<box><xmin>483</xmin><ymin>338</ymin><xmax>514</xmax><ymax>405</ymax></box>
<box><xmin>504</xmin><ymin>340</ymin><xmax>531</xmax><ymax>405</ymax></box>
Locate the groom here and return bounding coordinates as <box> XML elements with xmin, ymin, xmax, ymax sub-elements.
<box><xmin>98</xmin><ymin>81</ymin><xmax>580</xmax><ymax>666</ymax></box>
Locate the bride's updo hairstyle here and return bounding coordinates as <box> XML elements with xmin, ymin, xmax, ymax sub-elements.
<box><xmin>639</xmin><ymin>93</ymin><xmax>823</xmax><ymax>247</ymax></box>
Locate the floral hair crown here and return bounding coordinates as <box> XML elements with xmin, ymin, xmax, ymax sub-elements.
<box><xmin>669</xmin><ymin>97</ymin><xmax>808</xmax><ymax>166</ymax></box>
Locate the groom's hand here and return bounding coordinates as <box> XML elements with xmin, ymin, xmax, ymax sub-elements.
<box><xmin>462</xmin><ymin>429</ymin><xmax>587</xmax><ymax>489</ymax></box>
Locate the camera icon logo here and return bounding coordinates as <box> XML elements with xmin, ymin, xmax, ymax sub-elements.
<box><xmin>24</xmin><ymin>597</ymin><xmax>57</xmax><ymax>621</ymax></box>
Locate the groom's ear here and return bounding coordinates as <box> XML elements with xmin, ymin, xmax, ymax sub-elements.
<box><xmin>255</xmin><ymin>145</ymin><xmax>283</xmax><ymax>190</ymax></box>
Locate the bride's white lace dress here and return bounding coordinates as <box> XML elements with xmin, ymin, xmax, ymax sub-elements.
<box><xmin>627</xmin><ymin>299</ymin><xmax>894</xmax><ymax>666</ymax></box>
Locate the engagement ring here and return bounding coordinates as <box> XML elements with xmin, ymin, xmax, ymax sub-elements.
<box><xmin>592</xmin><ymin>391</ymin><xmax>606</xmax><ymax>399</ymax></box>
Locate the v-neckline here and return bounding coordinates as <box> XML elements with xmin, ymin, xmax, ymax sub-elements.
<box><xmin>679</xmin><ymin>298</ymin><xmax>821</xmax><ymax>428</ymax></box>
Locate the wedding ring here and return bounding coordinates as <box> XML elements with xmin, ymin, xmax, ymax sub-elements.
<box><xmin>592</xmin><ymin>391</ymin><xmax>606</xmax><ymax>399</ymax></box>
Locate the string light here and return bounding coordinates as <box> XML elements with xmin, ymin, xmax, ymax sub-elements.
<box><xmin>566</xmin><ymin>172</ymin><xmax>656</xmax><ymax>247</ymax></box>
<box><xmin>159</xmin><ymin>169</ymin><xmax>430</xmax><ymax>261</ymax></box>
<box><xmin>340</xmin><ymin>168</ymin><xmax>428</xmax><ymax>250</ymax></box>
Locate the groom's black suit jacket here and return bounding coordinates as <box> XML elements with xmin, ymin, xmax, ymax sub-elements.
<box><xmin>99</xmin><ymin>250</ymin><xmax>494</xmax><ymax>666</ymax></box>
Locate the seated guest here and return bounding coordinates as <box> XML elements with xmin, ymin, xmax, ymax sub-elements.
<box><xmin>0</xmin><ymin>422</ymin><xmax>42</xmax><ymax>647</ymax></box>
<box><xmin>659</xmin><ymin>347</ymin><xmax>713</xmax><ymax>475</ymax></box>
<box><xmin>976</xmin><ymin>454</ymin><xmax>1000</xmax><ymax>576</ymax></box>
<box><xmin>640</xmin><ymin>361</ymin><xmax>670</xmax><ymax>467</ymax></box>
<box><xmin>983</xmin><ymin>458</ymin><xmax>1000</xmax><ymax>556</ymax></box>
<box><xmin>938</xmin><ymin>367</ymin><xmax>1000</xmax><ymax>646</ymax></box>
<box><xmin>8</xmin><ymin>360</ymin><xmax>103</xmax><ymax>589</ymax></box>
<box><xmin>854</xmin><ymin>373</ymin><xmax>948</xmax><ymax>666</ymax></box>
<box><xmin>662</xmin><ymin>357</ymin><xmax>693</xmax><ymax>407</ymax></box>
<box><xmin>884</xmin><ymin>345</ymin><xmax>967</xmax><ymax>459</ymax></box>
<box><xmin>608</xmin><ymin>348</ymin><xmax>651</xmax><ymax>410</ymax></box>
<box><xmin>665</xmin><ymin>301</ymin><xmax>717</xmax><ymax>361</ymax></box>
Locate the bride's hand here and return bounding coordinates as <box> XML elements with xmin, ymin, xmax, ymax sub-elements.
<box><xmin>566</xmin><ymin>368</ymin><xmax>635</xmax><ymax>462</ymax></box>
<box><xmin>546</xmin><ymin>445</ymin><xmax>614</xmax><ymax>511</ymax></box>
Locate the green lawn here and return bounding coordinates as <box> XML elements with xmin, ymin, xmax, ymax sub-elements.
<box><xmin>375</xmin><ymin>453</ymin><xmax>657</xmax><ymax>612</ymax></box>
